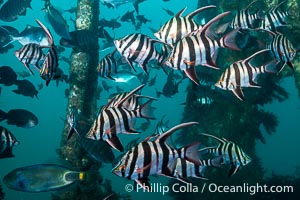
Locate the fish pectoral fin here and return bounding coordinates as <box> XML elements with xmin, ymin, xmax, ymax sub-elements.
<box><xmin>135</xmin><ymin>178</ymin><xmax>151</xmax><ymax>191</ymax></box>
<box><xmin>249</xmin><ymin>82</ymin><xmax>261</xmax><ymax>88</ymax></box>
<box><xmin>184</xmin><ymin>67</ymin><xmax>199</xmax><ymax>85</ymax></box>
<box><xmin>232</xmin><ymin>87</ymin><xmax>245</xmax><ymax>101</ymax></box>
<box><xmin>228</xmin><ymin>165</ymin><xmax>240</xmax><ymax>177</ymax></box>
<box><xmin>135</xmin><ymin>162</ymin><xmax>152</xmax><ymax>174</ymax></box>
<box><xmin>106</xmin><ymin>136</ymin><xmax>124</xmax><ymax>152</ymax></box>
<box><xmin>183</xmin><ymin>59</ymin><xmax>196</xmax><ymax>66</ymax></box>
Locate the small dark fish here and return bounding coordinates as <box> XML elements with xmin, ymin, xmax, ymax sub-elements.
<box><xmin>64</xmin><ymin>88</ymin><xmax>69</xmax><ymax>98</ymax></box>
<box><xmin>156</xmin><ymin>70</ymin><xmax>182</xmax><ymax>98</ymax></box>
<box><xmin>60</xmin><ymin>30</ymin><xmax>98</xmax><ymax>50</ymax></box>
<box><xmin>148</xmin><ymin>73</ymin><xmax>157</xmax><ymax>87</ymax></box>
<box><xmin>16</xmin><ymin>70</ymin><xmax>31</xmax><ymax>79</ymax></box>
<box><xmin>0</xmin><ymin>0</ymin><xmax>32</xmax><ymax>22</ymax></box>
<box><xmin>3</xmin><ymin>164</ymin><xmax>86</xmax><ymax>192</ymax></box>
<box><xmin>136</xmin><ymin>14</ymin><xmax>151</xmax><ymax>24</ymax></box>
<box><xmin>162</xmin><ymin>7</ymin><xmax>174</xmax><ymax>16</ymax></box>
<box><xmin>43</xmin><ymin>0</ymin><xmax>71</xmax><ymax>40</ymax></box>
<box><xmin>101</xmin><ymin>80</ymin><xmax>112</xmax><ymax>92</ymax></box>
<box><xmin>115</xmin><ymin>85</ymin><xmax>123</xmax><ymax>93</ymax></box>
<box><xmin>37</xmin><ymin>83</ymin><xmax>43</xmax><ymax>90</ymax></box>
<box><xmin>0</xmin><ymin>109</ymin><xmax>38</xmax><ymax>128</ymax></box>
<box><xmin>0</xmin><ymin>66</ymin><xmax>17</xmax><ymax>86</ymax></box>
<box><xmin>98</xmin><ymin>18</ymin><xmax>121</xmax><ymax>30</ymax></box>
<box><xmin>0</xmin><ymin>43</ymin><xmax>14</xmax><ymax>54</ymax></box>
<box><xmin>0</xmin><ymin>126</ymin><xmax>19</xmax><ymax>159</ymax></box>
<box><xmin>13</xmin><ymin>79</ymin><xmax>39</xmax><ymax>99</ymax></box>
<box><xmin>53</xmin><ymin>68</ymin><xmax>69</xmax><ymax>87</ymax></box>
<box><xmin>121</xmin><ymin>10</ymin><xmax>135</xmax><ymax>25</ymax></box>
<box><xmin>64</xmin><ymin>7</ymin><xmax>76</xmax><ymax>14</ymax></box>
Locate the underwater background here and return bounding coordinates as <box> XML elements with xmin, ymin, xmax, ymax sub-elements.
<box><xmin>0</xmin><ymin>0</ymin><xmax>300</xmax><ymax>199</ymax></box>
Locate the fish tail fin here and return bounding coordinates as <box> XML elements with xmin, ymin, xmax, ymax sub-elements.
<box><xmin>0</xmin><ymin>109</ymin><xmax>7</xmax><ymax>121</ymax></box>
<box><xmin>67</xmin><ymin>127</ymin><xmax>80</xmax><ymax>141</ymax></box>
<box><xmin>181</xmin><ymin>142</ymin><xmax>201</xmax><ymax>165</ymax></box>
<box><xmin>138</xmin><ymin>99</ymin><xmax>156</xmax><ymax>120</ymax></box>
<box><xmin>64</xmin><ymin>171</ymin><xmax>86</xmax><ymax>182</ymax></box>
<box><xmin>263</xmin><ymin>59</ymin><xmax>281</xmax><ymax>74</ymax></box>
<box><xmin>221</xmin><ymin>29</ymin><xmax>241</xmax><ymax>51</ymax></box>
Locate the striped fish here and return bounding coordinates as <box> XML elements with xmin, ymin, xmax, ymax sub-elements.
<box><xmin>215</xmin><ymin>49</ymin><xmax>277</xmax><ymax>101</ymax></box>
<box><xmin>199</xmin><ymin>133</ymin><xmax>251</xmax><ymax>177</ymax></box>
<box><xmin>114</xmin><ymin>33</ymin><xmax>166</xmax><ymax>74</ymax></box>
<box><xmin>230</xmin><ymin>0</ymin><xmax>264</xmax><ymax>29</ymax></box>
<box><xmin>259</xmin><ymin>0</ymin><xmax>290</xmax><ymax>31</ymax></box>
<box><xmin>86</xmin><ymin>84</ymin><xmax>156</xmax><ymax>152</ymax></box>
<box><xmin>66</xmin><ymin>107</ymin><xmax>79</xmax><ymax>141</ymax></box>
<box><xmin>168</xmin><ymin>158</ymin><xmax>216</xmax><ymax>183</ymax></box>
<box><xmin>14</xmin><ymin>43</ymin><xmax>44</xmax><ymax>75</ymax></box>
<box><xmin>35</xmin><ymin>19</ymin><xmax>59</xmax><ymax>86</ymax></box>
<box><xmin>97</xmin><ymin>49</ymin><xmax>118</xmax><ymax>80</ymax></box>
<box><xmin>112</xmin><ymin>122</ymin><xmax>202</xmax><ymax>189</ymax></box>
<box><xmin>154</xmin><ymin>5</ymin><xmax>216</xmax><ymax>47</ymax></box>
<box><xmin>0</xmin><ymin>126</ymin><xmax>19</xmax><ymax>159</ymax></box>
<box><xmin>166</xmin><ymin>11</ymin><xmax>239</xmax><ymax>85</ymax></box>
<box><xmin>265</xmin><ymin>30</ymin><xmax>296</xmax><ymax>73</ymax></box>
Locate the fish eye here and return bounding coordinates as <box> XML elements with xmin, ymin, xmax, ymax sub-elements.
<box><xmin>118</xmin><ymin>165</ymin><xmax>126</xmax><ymax>172</ymax></box>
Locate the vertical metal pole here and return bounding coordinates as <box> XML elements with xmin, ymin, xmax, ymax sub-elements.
<box><xmin>58</xmin><ymin>0</ymin><xmax>99</xmax><ymax>169</ymax></box>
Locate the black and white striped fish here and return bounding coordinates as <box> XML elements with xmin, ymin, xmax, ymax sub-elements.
<box><xmin>199</xmin><ymin>133</ymin><xmax>251</xmax><ymax>177</ymax></box>
<box><xmin>167</xmin><ymin>157</ymin><xmax>221</xmax><ymax>183</ymax></box>
<box><xmin>215</xmin><ymin>49</ymin><xmax>277</xmax><ymax>101</ymax></box>
<box><xmin>230</xmin><ymin>0</ymin><xmax>264</xmax><ymax>29</ymax></box>
<box><xmin>86</xmin><ymin>84</ymin><xmax>156</xmax><ymax>152</ymax></box>
<box><xmin>112</xmin><ymin>122</ymin><xmax>202</xmax><ymax>189</ymax></box>
<box><xmin>66</xmin><ymin>107</ymin><xmax>79</xmax><ymax>141</ymax></box>
<box><xmin>35</xmin><ymin>19</ymin><xmax>59</xmax><ymax>86</ymax></box>
<box><xmin>259</xmin><ymin>0</ymin><xmax>290</xmax><ymax>31</ymax></box>
<box><xmin>114</xmin><ymin>33</ymin><xmax>166</xmax><ymax>74</ymax></box>
<box><xmin>166</xmin><ymin>11</ymin><xmax>239</xmax><ymax>85</ymax></box>
<box><xmin>14</xmin><ymin>43</ymin><xmax>44</xmax><ymax>75</ymax></box>
<box><xmin>0</xmin><ymin>126</ymin><xmax>19</xmax><ymax>159</ymax></box>
<box><xmin>154</xmin><ymin>5</ymin><xmax>216</xmax><ymax>47</ymax></box>
<box><xmin>265</xmin><ymin>30</ymin><xmax>296</xmax><ymax>73</ymax></box>
<box><xmin>97</xmin><ymin>49</ymin><xmax>118</xmax><ymax>80</ymax></box>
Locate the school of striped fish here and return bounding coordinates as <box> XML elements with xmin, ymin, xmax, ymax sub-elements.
<box><xmin>0</xmin><ymin>0</ymin><xmax>298</xmax><ymax>194</ymax></box>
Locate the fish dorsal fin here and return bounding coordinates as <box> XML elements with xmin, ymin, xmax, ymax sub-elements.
<box><xmin>156</xmin><ymin>122</ymin><xmax>198</xmax><ymax>143</ymax></box>
<box><xmin>35</xmin><ymin>19</ymin><xmax>53</xmax><ymax>46</ymax></box>
<box><xmin>186</xmin><ymin>5</ymin><xmax>216</xmax><ymax>19</ymax></box>
<box><xmin>274</xmin><ymin>0</ymin><xmax>287</xmax><ymax>11</ymax></box>
<box><xmin>241</xmin><ymin>49</ymin><xmax>270</xmax><ymax>66</ymax></box>
<box><xmin>200</xmin><ymin>133</ymin><xmax>225</xmax><ymax>143</ymax></box>
<box><xmin>245</xmin><ymin>0</ymin><xmax>259</xmax><ymax>12</ymax></box>
<box><xmin>196</xmin><ymin>11</ymin><xmax>230</xmax><ymax>37</ymax></box>
<box><xmin>175</xmin><ymin>7</ymin><xmax>187</xmax><ymax>17</ymax></box>
<box><xmin>114</xmin><ymin>84</ymin><xmax>146</xmax><ymax>107</ymax></box>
